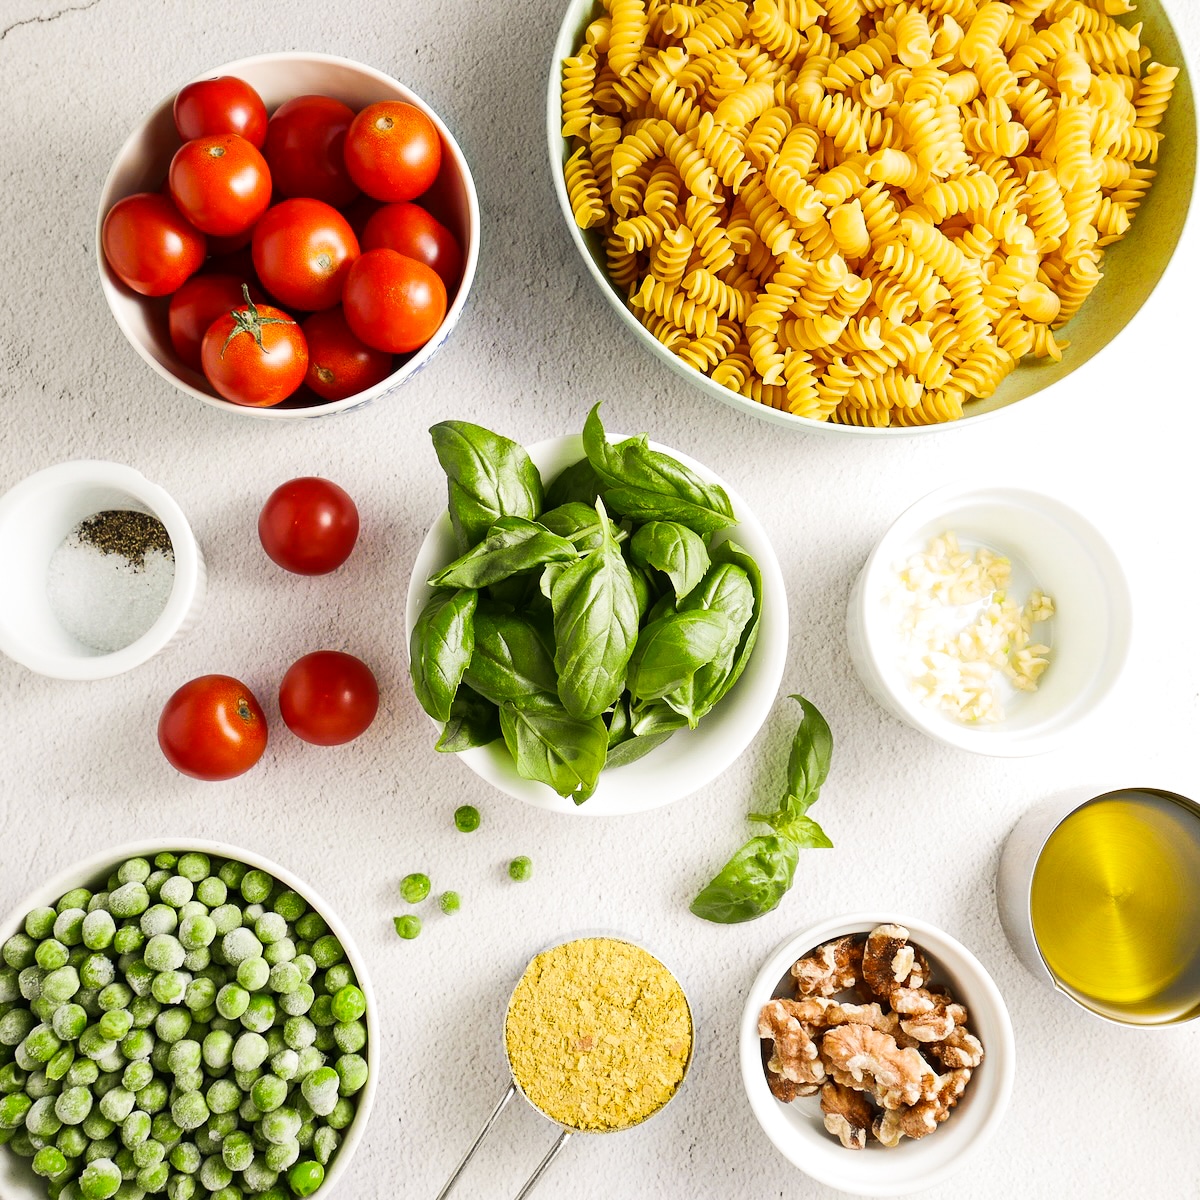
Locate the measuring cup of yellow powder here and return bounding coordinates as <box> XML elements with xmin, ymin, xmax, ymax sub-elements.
<box><xmin>434</xmin><ymin>934</ymin><xmax>694</xmax><ymax>1199</ymax></box>
<box><xmin>998</xmin><ymin>787</ymin><xmax>1200</xmax><ymax>1025</ymax></box>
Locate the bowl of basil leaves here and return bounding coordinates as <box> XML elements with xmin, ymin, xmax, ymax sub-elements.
<box><xmin>404</xmin><ymin>404</ymin><xmax>788</xmax><ymax>815</ymax></box>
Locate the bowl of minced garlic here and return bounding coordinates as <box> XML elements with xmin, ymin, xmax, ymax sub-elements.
<box><xmin>504</xmin><ymin>936</ymin><xmax>693</xmax><ymax>1132</ymax></box>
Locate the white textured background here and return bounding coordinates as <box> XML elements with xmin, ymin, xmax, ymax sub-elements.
<box><xmin>1</xmin><ymin>1</ymin><xmax>1199</xmax><ymax>1197</ymax></box>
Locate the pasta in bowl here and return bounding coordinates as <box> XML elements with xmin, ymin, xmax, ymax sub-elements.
<box><xmin>548</xmin><ymin>0</ymin><xmax>1195</xmax><ymax>434</ymax></box>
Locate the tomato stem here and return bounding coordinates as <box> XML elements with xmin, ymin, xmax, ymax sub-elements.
<box><xmin>220</xmin><ymin>284</ymin><xmax>295</xmax><ymax>357</ymax></box>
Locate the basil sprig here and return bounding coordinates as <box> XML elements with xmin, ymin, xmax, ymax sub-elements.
<box><xmin>409</xmin><ymin>407</ymin><xmax>766</xmax><ymax>803</ymax></box>
<box><xmin>690</xmin><ymin>696</ymin><xmax>834</xmax><ymax>923</ymax></box>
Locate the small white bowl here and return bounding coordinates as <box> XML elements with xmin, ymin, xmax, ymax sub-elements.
<box><xmin>0</xmin><ymin>460</ymin><xmax>206</xmax><ymax>680</ymax></box>
<box><xmin>97</xmin><ymin>52</ymin><xmax>480</xmax><ymax>419</ymax></box>
<box><xmin>845</xmin><ymin>483</ymin><xmax>1131</xmax><ymax>756</ymax></box>
<box><xmin>0</xmin><ymin>838</ymin><xmax>378</xmax><ymax>1200</ymax></box>
<box><xmin>404</xmin><ymin>433</ymin><xmax>788</xmax><ymax>815</ymax></box>
<box><xmin>739</xmin><ymin>914</ymin><xmax>1015</xmax><ymax>1197</ymax></box>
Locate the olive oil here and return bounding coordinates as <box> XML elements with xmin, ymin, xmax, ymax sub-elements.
<box><xmin>1030</xmin><ymin>790</ymin><xmax>1200</xmax><ymax>1023</ymax></box>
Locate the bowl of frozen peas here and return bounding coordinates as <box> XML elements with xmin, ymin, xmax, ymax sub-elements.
<box><xmin>0</xmin><ymin>840</ymin><xmax>377</xmax><ymax>1199</ymax></box>
<box><xmin>548</xmin><ymin>0</ymin><xmax>1196</xmax><ymax>434</ymax></box>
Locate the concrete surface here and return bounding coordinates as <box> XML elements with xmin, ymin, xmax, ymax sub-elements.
<box><xmin>1</xmin><ymin>1</ymin><xmax>1199</xmax><ymax>1197</ymax></box>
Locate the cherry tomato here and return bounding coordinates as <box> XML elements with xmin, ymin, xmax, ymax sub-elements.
<box><xmin>263</xmin><ymin>95</ymin><xmax>360</xmax><ymax>209</ymax></box>
<box><xmin>174</xmin><ymin>77</ymin><xmax>268</xmax><ymax>148</ymax></box>
<box><xmin>201</xmin><ymin>287</ymin><xmax>308</xmax><ymax>407</ymax></box>
<box><xmin>278</xmin><ymin>651</ymin><xmax>379</xmax><ymax>746</ymax></box>
<box><xmin>301</xmin><ymin>309</ymin><xmax>393</xmax><ymax>402</ymax></box>
<box><xmin>361</xmin><ymin>202</ymin><xmax>462</xmax><ymax>291</ymax></box>
<box><xmin>342</xmin><ymin>249</ymin><xmax>447</xmax><ymax>354</ymax></box>
<box><xmin>344</xmin><ymin>102</ymin><xmax>442</xmax><ymax>202</ymax></box>
<box><xmin>101</xmin><ymin>192</ymin><xmax>206</xmax><ymax>296</ymax></box>
<box><xmin>251</xmin><ymin>199</ymin><xmax>360</xmax><ymax>312</ymax></box>
<box><xmin>258</xmin><ymin>476</ymin><xmax>360</xmax><ymax>574</ymax></box>
<box><xmin>168</xmin><ymin>274</ymin><xmax>264</xmax><ymax>371</ymax></box>
<box><xmin>158</xmin><ymin>674</ymin><xmax>268</xmax><ymax>780</ymax></box>
<box><xmin>169</xmin><ymin>134</ymin><xmax>272</xmax><ymax>237</ymax></box>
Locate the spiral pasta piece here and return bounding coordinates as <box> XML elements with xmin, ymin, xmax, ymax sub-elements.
<box><xmin>565</xmin><ymin>147</ymin><xmax>607</xmax><ymax>228</ymax></box>
<box><xmin>609</xmin><ymin>0</ymin><xmax>650</xmax><ymax>77</ymax></box>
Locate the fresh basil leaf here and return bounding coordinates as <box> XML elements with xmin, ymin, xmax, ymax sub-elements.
<box><xmin>750</xmin><ymin>795</ymin><xmax>833</xmax><ymax>847</ymax></box>
<box><xmin>626</xmin><ymin>609</ymin><xmax>732</xmax><ymax>702</ymax></box>
<box><xmin>540</xmin><ymin>502</ymin><xmax>615</xmax><ymax>553</ymax></box>
<box><xmin>604</xmin><ymin>729</ymin><xmax>676</xmax><ymax>769</ymax></box>
<box><xmin>630</xmin><ymin>700</ymin><xmax>690</xmax><ymax>738</ymax></box>
<box><xmin>786</xmin><ymin>693</ymin><xmax>833</xmax><ymax>804</ymax></box>
<box><xmin>582</xmin><ymin>403</ymin><xmax>737</xmax><ymax>536</ymax></box>
<box><xmin>428</xmin><ymin>517</ymin><xmax>577</xmax><ymax>589</ymax></box>
<box><xmin>462</xmin><ymin>607</ymin><xmax>558</xmax><ymax>706</ymax></box>
<box><xmin>551</xmin><ymin>501</ymin><xmax>639</xmax><ymax>720</ymax></box>
<box><xmin>627</xmin><ymin>563</ymin><xmax>654</xmax><ymax>622</ymax></box>
<box><xmin>436</xmin><ymin>686</ymin><xmax>502</xmax><ymax>752</ymax></box>
<box><xmin>630</xmin><ymin>521</ymin><xmax>711</xmax><ymax>600</ymax></box>
<box><xmin>499</xmin><ymin>693</ymin><xmax>607</xmax><ymax>803</ymax></box>
<box><xmin>430</xmin><ymin>421</ymin><xmax>544</xmax><ymax>551</ymax></box>
<box><xmin>544</xmin><ymin>455</ymin><xmax>604</xmax><ymax>509</ymax></box>
<box><xmin>539</xmin><ymin>560</ymin><xmax>568</xmax><ymax>602</ymax></box>
<box><xmin>689</xmin><ymin>836</ymin><xmax>799</xmax><ymax>924</ymax></box>
<box><xmin>409</xmin><ymin>589</ymin><xmax>477</xmax><ymax>723</ymax></box>
<box><xmin>606</xmin><ymin>696</ymin><xmax>632</xmax><ymax>748</ymax></box>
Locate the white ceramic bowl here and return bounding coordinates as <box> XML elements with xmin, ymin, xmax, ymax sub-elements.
<box><xmin>0</xmin><ymin>460</ymin><xmax>206</xmax><ymax>680</ymax></box>
<box><xmin>404</xmin><ymin>433</ymin><xmax>788</xmax><ymax>815</ymax></box>
<box><xmin>547</xmin><ymin>0</ymin><xmax>1196</xmax><ymax>436</ymax></box>
<box><xmin>740</xmin><ymin>913</ymin><xmax>1016</xmax><ymax>1197</ymax></box>
<box><xmin>0</xmin><ymin>838</ymin><xmax>378</xmax><ymax>1200</ymax></box>
<box><xmin>845</xmin><ymin>483</ymin><xmax>1131</xmax><ymax>756</ymax></box>
<box><xmin>97</xmin><ymin>52</ymin><xmax>480</xmax><ymax>419</ymax></box>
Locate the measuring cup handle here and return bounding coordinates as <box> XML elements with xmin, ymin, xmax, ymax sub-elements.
<box><xmin>512</xmin><ymin>1128</ymin><xmax>573</xmax><ymax>1200</ymax></box>
<box><xmin>433</xmin><ymin>1082</ymin><xmax>518</xmax><ymax>1200</ymax></box>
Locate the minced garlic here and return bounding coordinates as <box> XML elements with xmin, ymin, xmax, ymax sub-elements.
<box><xmin>504</xmin><ymin>937</ymin><xmax>692</xmax><ymax>1132</ymax></box>
<box><xmin>886</xmin><ymin>531</ymin><xmax>1055</xmax><ymax>724</ymax></box>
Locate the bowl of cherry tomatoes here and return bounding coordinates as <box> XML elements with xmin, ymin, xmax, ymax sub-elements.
<box><xmin>97</xmin><ymin>52</ymin><xmax>479</xmax><ymax>418</ymax></box>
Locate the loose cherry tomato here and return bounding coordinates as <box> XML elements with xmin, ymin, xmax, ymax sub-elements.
<box><xmin>168</xmin><ymin>274</ymin><xmax>264</xmax><ymax>371</ymax></box>
<box><xmin>101</xmin><ymin>192</ymin><xmax>206</xmax><ymax>296</ymax></box>
<box><xmin>251</xmin><ymin>199</ymin><xmax>360</xmax><ymax>312</ymax></box>
<box><xmin>158</xmin><ymin>674</ymin><xmax>268</xmax><ymax>780</ymax></box>
<box><xmin>278</xmin><ymin>651</ymin><xmax>379</xmax><ymax>746</ymax></box>
<box><xmin>258</xmin><ymin>476</ymin><xmax>360</xmax><ymax>574</ymax></box>
<box><xmin>174</xmin><ymin>77</ymin><xmax>268</xmax><ymax>148</ymax></box>
<box><xmin>263</xmin><ymin>95</ymin><xmax>360</xmax><ymax>209</ymax></box>
<box><xmin>301</xmin><ymin>309</ymin><xmax>393</xmax><ymax>402</ymax></box>
<box><xmin>169</xmin><ymin>134</ymin><xmax>272</xmax><ymax>237</ymax></box>
<box><xmin>342</xmin><ymin>249</ymin><xmax>447</xmax><ymax>354</ymax></box>
<box><xmin>201</xmin><ymin>286</ymin><xmax>308</xmax><ymax>407</ymax></box>
<box><xmin>361</xmin><ymin>202</ymin><xmax>462</xmax><ymax>291</ymax></box>
<box><xmin>344</xmin><ymin>102</ymin><xmax>442</xmax><ymax>202</ymax></box>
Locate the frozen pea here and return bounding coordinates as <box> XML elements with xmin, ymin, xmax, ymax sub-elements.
<box><xmin>97</xmin><ymin>983</ymin><xmax>132</xmax><ymax>1014</ymax></box>
<box><xmin>55</xmin><ymin>1085</ymin><xmax>93</xmax><ymax>1125</ymax></box>
<box><xmin>3</xmin><ymin>933</ymin><xmax>38</xmax><ymax>970</ymax></box>
<box><xmin>210</xmin><ymin>906</ymin><xmax>242</xmax><ymax>937</ymax></box>
<box><xmin>199</xmin><ymin>1153</ymin><xmax>233</xmax><ymax>1191</ymax></box>
<box><xmin>120</xmin><ymin>1030</ymin><xmax>153</xmax><ymax>1061</ymax></box>
<box><xmin>283</xmin><ymin>1016</ymin><xmax>316</xmax><ymax>1051</ymax></box>
<box><xmin>205</xmin><ymin>1077</ymin><xmax>240</xmax><ymax>1115</ymax></box>
<box><xmin>98</xmin><ymin>1010</ymin><xmax>134</xmax><ymax>1042</ymax></box>
<box><xmin>239</xmin><ymin>870</ymin><xmax>273</xmax><ymax>905</ymax></box>
<box><xmin>167</xmin><ymin>1040</ymin><xmax>201</xmax><ymax>1076</ymax></box>
<box><xmin>194</xmin><ymin>1126</ymin><xmax>220</xmax><ymax>1156</ymax></box>
<box><xmin>170</xmin><ymin>1091</ymin><xmax>208</xmax><ymax>1132</ymax></box>
<box><xmin>139</xmin><ymin>905</ymin><xmax>177</xmax><ymax>938</ymax></box>
<box><xmin>254</xmin><ymin>913</ymin><xmax>287</xmax><ymax>946</ymax></box>
<box><xmin>312</xmin><ymin>1124</ymin><xmax>339</xmax><ymax>1166</ymax></box>
<box><xmin>300</xmin><ymin>1068</ymin><xmax>340</xmax><ymax>1118</ymax></box>
<box><xmin>43</xmin><ymin>965</ymin><xmax>81</xmax><ymax>1004</ymax></box>
<box><xmin>220</xmin><ymin>1128</ymin><xmax>254</xmax><ymax>1172</ymax></box>
<box><xmin>178</xmin><ymin>916</ymin><xmax>215</xmax><ymax>953</ymax></box>
<box><xmin>200</xmin><ymin>1031</ymin><xmax>232</xmax><ymax>1074</ymax></box>
<box><xmin>327</xmin><ymin>1096</ymin><xmax>355</xmax><ymax>1130</ymax></box>
<box><xmin>293</xmin><ymin>1047</ymin><xmax>324</xmax><ymax>1082</ymax></box>
<box><xmin>108</xmin><ymin>885</ymin><xmax>149</xmax><ymax>920</ymax></box>
<box><xmin>231</xmin><ymin>1032</ymin><xmax>268</xmax><ymax>1073</ymax></box>
<box><xmin>69</xmin><ymin>1055</ymin><xmax>103</xmax><ymax>1086</ymax></box>
<box><xmin>174</xmin><ymin>1065</ymin><xmax>205</xmax><ymax>1094</ymax></box>
<box><xmin>330</xmin><ymin>985</ymin><xmax>365</xmax><ymax>1024</ymax></box>
<box><xmin>0</xmin><ymin>1092</ymin><xmax>32</xmax><ymax>1129</ymax></box>
<box><xmin>194</xmin><ymin>878</ymin><xmax>226</xmax><ymax>909</ymax></box>
<box><xmin>176</xmin><ymin>854</ymin><xmax>210</xmax><ymax>883</ymax></box>
<box><xmin>268</xmin><ymin>963</ymin><xmax>302</xmax><ymax>995</ymax></box>
<box><xmin>288</xmin><ymin>1159</ymin><xmax>325</xmax><ymax>1197</ymax></box>
<box><xmin>33</xmin><ymin>1144</ymin><xmax>69</xmax><ymax>1177</ymax></box>
<box><xmin>454</xmin><ymin>804</ymin><xmax>480</xmax><ymax>832</ymax></box>
<box><xmin>57</xmin><ymin>1122</ymin><xmax>89</xmax><ymax>1157</ymax></box>
<box><xmin>88</xmin><ymin>891</ymin><xmax>111</xmax><ymax>912</ymax></box>
<box><xmin>59</xmin><ymin>887</ymin><xmax>93</xmax><ymax>913</ymax></box>
<box><xmin>260</xmin><ymin>1104</ymin><xmax>302</xmax><ymax>1146</ymax></box>
<box><xmin>82</xmin><ymin>912</ymin><xmax>116</xmax><ymax>952</ymax></box>
<box><xmin>149</xmin><ymin>1039</ymin><xmax>172</xmax><ymax>1072</ymax></box>
<box><xmin>170</xmin><ymin>1140</ymin><xmax>201</xmax><ymax>1173</ymax></box>
<box><xmin>0</xmin><ymin>967</ymin><xmax>19</xmax><ymax>1004</ymax></box>
<box><xmin>182</xmin><ymin>947</ymin><xmax>211</xmax><ymax>974</ymax></box>
<box><xmin>151</xmin><ymin>971</ymin><xmax>190</xmax><ymax>1006</ymax></box>
<box><xmin>122</xmin><ymin>1062</ymin><xmax>153</xmax><ymax>1093</ymax></box>
<box><xmin>308</xmin><ymin>996</ymin><xmax>334</xmax><ymax>1028</ymax></box>
<box><xmin>292</xmin><ymin>956</ymin><xmax>316</xmax><ymax>985</ymax></box>
<box><xmin>279</xmin><ymin>984</ymin><xmax>315</xmax><ymax>1019</ymax></box>
<box><xmin>392</xmin><ymin>916</ymin><xmax>421</xmax><ymax>941</ymax></box>
<box><xmin>118</xmin><ymin>860</ymin><xmax>152</xmax><ymax>886</ymax></box>
<box><xmin>208</xmin><ymin>1110</ymin><xmax>239</xmax><ymax>1141</ymax></box>
<box><xmin>154</xmin><ymin>852</ymin><xmax>178</xmax><ymax>871</ymax></box>
<box><xmin>79</xmin><ymin>956</ymin><xmax>115</xmax><ymax>991</ymax></box>
<box><xmin>271</xmin><ymin>890</ymin><xmax>306</xmax><ymax>922</ymax></box>
<box><xmin>269</xmin><ymin>1049</ymin><xmax>299</xmax><ymax>1082</ymax></box>
<box><xmin>124</xmin><ymin>961</ymin><xmax>154</xmax><ymax>999</ymax></box>
<box><xmin>19</xmin><ymin>965</ymin><xmax>45</xmax><ymax>1000</ymax></box>
<box><xmin>22</xmin><ymin>1024</ymin><xmax>61</xmax><ymax>1064</ymax></box>
<box><xmin>215</xmin><ymin>985</ymin><xmax>249</xmax><ymax>1021</ymax></box>
<box><xmin>263</xmin><ymin>938</ymin><xmax>296</xmax><ymax>967</ymax></box>
<box><xmin>143</xmin><ymin>936</ymin><xmax>185</xmax><ymax>974</ymax></box>
<box><xmin>167</xmin><ymin>1177</ymin><xmax>196</xmax><ymax>1200</ymax></box>
<box><xmin>211</xmin><ymin>1189</ymin><xmax>245</xmax><ymax>1200</ymax></box>
<box><xmin>183</xmin><ymin>978</ymin><xmax>217</xmax><ymax>1014</ymax></box>
<box><xmin>100</xmin><ymin>1088</ymin><xmax>136</xmax><ymax>1124</ymax></box>
<box><xmin>154</xmin><ymin>1009</ymin><xmax>191</xmax><ymax>1046</ymax></box>
<box><xmin>322</xmin><ymin>963</ymin><xmax>355</xmax><ymax>995</ymax></box>
<box><xmin>310</xmin><ymin>936</ymin><xmax>344</xmax><ymax>969</ymax></box>
<box><xmin>151</xmin><ymin>1110</ymin><xmax>182</xmax><ymax>1145</ymax></box>
<box><xmin>129</xmin><ymin>996</ymin><xmax>160</xmax><ymax>1029</ymax></box>
<box><xmin>136</xmin><ymin>1161</ymin><xmax>169</xmax><ymax>1192</ymax></box>
<box><xmin>217</xmin><ymin>861</ymin><xmax>247</xmax><ymax>890</ymax></box>
<box><xmin>221</xmin><ymin>929</ymin><xmax>261</xmax><ymax>967</ymax></box>
<box><xmin>177</xmin><ymin>901</ymin><xmax>207</xmax><ymax>923</ymax></box>
<box><xmin>145</xmin><ymin>870</ymin><xmax>170</xmax><ymax>897</ymax></box>
<box><xmin>159</xmin><ymin>877</ymin><xmax>193</xmax><ymax>908</ymax></box>
<box><xmin>336</xmin><ymin>1053</ymin><xmax>368</xmax><ymax>1096</ymax></box>
<box><xmin>0</xmin><ymin>1007</ymin><xmax>37</xmax><ymax>1045</ymax></box>
<box><xmin>137</xmin><ymin>1079</ymin><xmax>168</xmax><ymax>1115</ymax></box>
<box><xmin>236</xmin><ymin>958</ymin><xmax>270</xmax><ymax>992</ymax></box>
<box><xmin>265</xmin><ymin>1137</ymin><xmax>300</xmax><ymax>1173</ymax></box>
<box><xmin>25</xmin><ymin>908</ymin><xmax>59</xmax><ymax>940</ymax></box>
<box><xmin>133</xmin><ymin>1137</ymin><xmax>164</xmax><ymax>1169</ymax></box>
<box><xmin>26</xmin><ymin>1094</ymin><xmax>63</xmax><ymax>1136</ymax></box>
<box><xmin>240</xmin><ymin>994</ymin><xmax>275</xmax><ymax>1033</ymax></box>
<box><xmin>111</xmin><ymin>927</ymin><xmax>144</xmax><ymax>956</ymax></box>
<box><xmin>294</xmin><ymin>913</ymin><xmax>327</xmax><ymax>942</ymax></box>
<box><xmin>251</xmin><ymin>1074</ymin><xmax>288</xmax><ymax>1113</ymax></box>
<box><xmin>236</xmin><ymin>1091</ymin><xmax>260</xmax><ymax>1122</ymax></box>
<box><xmin>241</xmin><ymin>1157</ymin><xmax>279</xmax><ymax>1193</ymax></box>
<box><xmin>333</xmin><ymin>1020</ymin><xmax>366</xmax><ymax>1055</ymax></box>
<box><xmin>80</xmin><ymin>1157</ymin><xmax>122</xmax><ymax>1199</ymax></box>
<box><xmin>439</xmin><ymin>891</ymin><xmax>461</xmax><ymax>915</ymax></box>
<box><xmin>36</xmin><ymin>940</ymin><xmax>70</xmax><ymax>972</ymax></box>
<box><xmin>83</xmin><ymin>1110</ymin><xmax>117</xmax><ymax>1140</ymax></box>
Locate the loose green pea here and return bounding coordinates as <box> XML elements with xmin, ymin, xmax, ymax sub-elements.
<box><xmin>168</xmin><ymin>1179</ymin><xmax>197</xmax><ymax>1200</ymax></box>
<box><xmin>26</xmin><ymin>1094</ymin><xmax>63</xmax><ymax>1136</ymax></box>
<box><xmin>399</xmin><ymin>873</ymin><xmax>431</xmax><ymax>903</ymax></box>
<box><xmin>118</xmin><ymin>860</ymin><xmax>152</xmax><ymax>886</ymax></box>
<box><xmin>167</xmin><ymin>1040</ymin><xmax>202</xmax><ymax>1076</ymax></box>
<box><xmin>120</xmin><ymin>1029</ymin><xmax>153</xmax><ymax>1061</ymax></box>
<box><xmin>78</xmin><ymin>955</ymin><xmax>114</xmax><ymax>992</ymax></box>
<box><xmin>0</xmin><ymin>1063</ymin><xmax>27</xmax><ymax>1094</ymax></box>
<box><xmin>270</xmin><ymin>1049</ymin><xmax>299</xmax><ymax>1082</ymax></box>
<box><xmin>151</xmin><ymin>970</ymin><xmax>189</xmax><ymax>1006</ymax></box>
<box><xmin>57</xmin><ymin>1122</ymin><xmax>89</xmax><ymax>1158</ymax></box>
<box><xmin>209</xmin><ymin>904</ymin><xmax>242</xmax><ymax>937</ymax></box>
<box><xmin>322</xmin><ymin>963</ymin><xmax>354</xmax><ymax>994</ymax></box>
<box><xmin>251</xmin><ymin>1073</ymin><xmax>288</xmax><ymax>1113</ymax></box>
<box><xmin>454</xmin><ymin>804</ymin><xmax>481</xmax><ymax>832</ymax></box>
<box><xmin>335</xmin><ymin>1052</ymin><xmax>368</xmax><ymax>1096</ymax></box>
<box><xmin>136</xmin><ymin>1161</ymin><xmax>170</xmax><ymax>1192</ymax></box>
<box><xmin>242</xmin><ymin>1158</ymin><xmax>280</xmax><ymax>1193</ymax></box>
<box><xmin>173</xmin><ymin>853</ymin><xmax>208</xmax><ymax>883</ymax></box>
<box><xmin>83</xmin><ymin>1110</ymin><xmax>117</xmax><ymax>1141</ymax></box>
<box><xmin>263</xmin><ymin>937</ymin><xmax>297</xmax><ymax>967</ymax></box>
<box><xmin>508</xmin><ymin>856</ymin><xmax>533</xmax><ymax>881</ymax></box>
<box><xmin>154</xmin><ymin>1007</ymin><xmax>191</xmax><ymax>1045</ymax></box>
<box><xmin>97</xmin><ymin>984</ymin><xmax>131</xmax><ymax>1017</ymax></box>
<box><xmin>241</xmin><ymin>993</ymin><xmax>275</xmax><ymax>1033</ymax></box>
<box><xmin>254</xmin><ymin>912</ymin><xmax>287</xmax><ymax>946</ymax></box>
<box><xmin>217</xmin><ymin>860</ymin><xmax>247</xmax><ymax>890</ymax></box>
<box><xmin>231</xmin><ymin>1032</ymin><xmax>268</xmax><ymax>1073</ymax></box>
<box><xmin>299</xmin><ymin>1067</ymin><xmax>339</xmax><ymax>1117</ymax></box>
<box><xmin>283</xmin><ymin>1016</ymin><xmax>316</xmax><ymax>1051</ymax></box>
<box><xmin>439</xmin><ymin>891</ymin><xmax>461</xmax><ymax>915</ymax></box>
<box><xmin>68</xmin><ymin>1056</ymin><xmax>101</xmax><ymax>1087</ymax></box>
<box><xmin>99</xmin><ymin>1088</ymin><xmax>136</xmax><ymax>1124</ymax></box>
<box><xmin>392</xmin><ymin>915</ymin><xmax>421</xmax><ymax>940</ymax></box>
<box><xmin>279</xmin><ymin>983</ymin><xmax>315</xmax><ymax>1018</ymax></box>
<box><xmin>154</xmin><ymin>852</ymin><xmax>178</xmax><ymax>870</ymax></box>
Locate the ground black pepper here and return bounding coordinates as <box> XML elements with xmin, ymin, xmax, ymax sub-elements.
<box><xmin>75</xmin><ymin>510</ymin><xmax>173</xmax><ymax>570</ymax></box>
